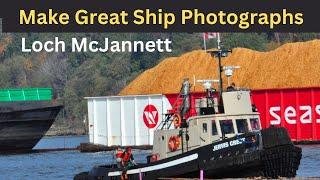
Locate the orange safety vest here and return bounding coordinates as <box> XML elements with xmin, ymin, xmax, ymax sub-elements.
<box><xmin>122</xmin><ymin>151</ymin><xmax>132</xmax><ymax>162</ymax></box>
<box><xmin>116</xmin><ymin>150</ymin><xmax>123</xmax><ymax>158</ymax></box>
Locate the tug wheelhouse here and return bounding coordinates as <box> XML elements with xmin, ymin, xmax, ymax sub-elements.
<box><xmin>152</xmin><ymin>90</ymin><xmax>262</xmax><ymax>160</ymax></box>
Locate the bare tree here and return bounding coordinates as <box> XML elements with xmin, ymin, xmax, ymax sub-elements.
<box><xmin>39</xmin><ymin>53</ymin><xmax>67</xmax><ymax>99</ymax></box>
<box><xmin>274</xmin><ymin>33</ymin><xmax>280</xmax><ymax>44</ymax></box>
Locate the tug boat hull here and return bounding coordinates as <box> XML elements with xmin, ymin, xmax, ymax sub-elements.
<box><xmin>74</xmin><ymin>127</ymin><xmax>301</xmax><ymax>180</ymax></box>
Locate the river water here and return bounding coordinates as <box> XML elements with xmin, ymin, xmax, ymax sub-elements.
<box><xmin>0</xmin><ymin>136</ymin><xmax>319</xmax><ymax>180</ymax></box>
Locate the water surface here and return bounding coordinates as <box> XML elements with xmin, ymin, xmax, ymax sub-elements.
<box><xmin>0</xmin><ymin>136</ymin><xmax>318</xmax><ymax>180</ymax></box>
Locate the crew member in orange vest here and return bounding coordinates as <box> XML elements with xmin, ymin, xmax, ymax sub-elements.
<box><xmin>114</xmin><ymin>147</ymin><xmax>123</xmax><ymax>168</ymax></box>
<box><xmin>121</xmin><ymin>147</ymin><xmax>136</xmax><ymax>180</ymax></box>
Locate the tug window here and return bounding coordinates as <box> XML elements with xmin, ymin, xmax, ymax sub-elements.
<box><xmin>220</xmin><ymin>120</ymin><xmax>234</xmax><ymax>134</ymax></box>
<box><xmin>236</xmin><ymin>119</ymin><xmax>249</xmax><ymax>133</ymax></box>
<box><xmin>250</xmin><ymin>118</ymin><xmax>261</xmax><ymax>130</ymax></box>
<box><xmin>212</xmin><ymin>121</ymin><xmax>218</xmax><ymax>136</ymax></box>
<box><xmin>202</xmin><ymin>123</ymin><xmax>208</xmax><ymax>133</ymax></box>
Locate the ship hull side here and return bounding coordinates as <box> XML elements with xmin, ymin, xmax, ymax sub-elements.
<box><xmin>0</xmin><ymin>105</ymin><xmax>62</xmax><ymax>152</ymax></box>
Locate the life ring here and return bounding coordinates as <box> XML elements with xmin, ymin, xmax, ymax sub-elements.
<box><xmin>168</xmin><ymin>136</ymin><xmax>181</xmax><ymax>152</ymax></box>
<box><xmin>150</xmin><ymin>154</ymin><xmax>158</xmax><ymax>162</ymax></box>
<box><xmin>172</xmin><ymin>113</ymin><xmax>181</xmax><ymax>128</ymax></box>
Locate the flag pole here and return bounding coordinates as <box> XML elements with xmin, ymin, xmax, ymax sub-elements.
<box><xmin>203</xmin><ymin>33</ymin><xmax>207</xmax><ymax>52</ymax></box>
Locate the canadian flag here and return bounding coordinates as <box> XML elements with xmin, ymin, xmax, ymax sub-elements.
<box><xmin>203</xmin><ymin>32</ymin><xmax>221</xmax><ymax>50</ymax></box>
<box><xmin>203</xmin><ymin>32</ymin><xmax>218</xmax><ymax>40</ymax></box>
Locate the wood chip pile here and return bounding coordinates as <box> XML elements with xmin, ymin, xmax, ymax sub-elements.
<box><xmin>120</xmin><ymin>40</ymin><xmax>320</xmax><ymax>95</ymax></box>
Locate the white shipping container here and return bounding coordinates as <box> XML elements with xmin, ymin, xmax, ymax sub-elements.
<box><xmin>85</xmin><ymin>95</ymin><xmax>172</xmax><ymax>146</ymax></box>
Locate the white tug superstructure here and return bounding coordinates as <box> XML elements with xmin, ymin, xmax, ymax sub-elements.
<box><xmin>153</xmin><ymin>89</ymin><xmax>261</xmax><ymax>160</ymax></box>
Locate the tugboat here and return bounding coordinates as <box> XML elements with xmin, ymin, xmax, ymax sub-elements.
<box><xmin>75</xmin><ymin>49</ymin><xmax>302</xmax><ymax>179</ymax></box>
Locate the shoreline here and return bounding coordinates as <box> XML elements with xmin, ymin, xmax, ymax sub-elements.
<box><xmin>45</xmin><ymin>126</ymin><xmax>87</xmax><ymax>136</ymax></box>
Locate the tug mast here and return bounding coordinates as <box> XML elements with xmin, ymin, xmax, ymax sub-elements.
<box><xmin>207</xmin><ymin>49</ymin><xmax>232</xmax><ymax>113</ymax></box>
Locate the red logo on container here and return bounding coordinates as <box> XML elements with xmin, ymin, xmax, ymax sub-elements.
<box><xmin>143</xmin><ymin>105</ymin><xmax>159</xmax><ymax>128</ymax></box>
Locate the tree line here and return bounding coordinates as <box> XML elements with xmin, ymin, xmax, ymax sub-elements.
<box><xmin>0</xmin><ymin>32</ymin><xmax>318</xmax><ymax>131</ymax></box>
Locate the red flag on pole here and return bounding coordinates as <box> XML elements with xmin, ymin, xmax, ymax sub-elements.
<box><xmin>203</xmin><ymin>32</ymin><xmax>218</xmax><ymax>40</ymax></box>
<box><xmin>203</xmin><ymin>32</ymin><xmax>221</xmax><ymax>51</ymax></box>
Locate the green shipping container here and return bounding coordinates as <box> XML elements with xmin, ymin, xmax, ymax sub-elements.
<box><xmin>0</xmin><ymin>88</ymin><xmax>52</xmax><ymax>102</ymax></box>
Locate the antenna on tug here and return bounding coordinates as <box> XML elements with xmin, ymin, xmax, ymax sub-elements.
<box><xmin>223</xmin><ymin>66</ymin><xmax>240</xmax><ymax>86</ymax></box>
<box><xmin>196</xmin><ymin>79</ymin><xmax>220</xmax><ymax>90</ymax></box>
